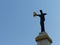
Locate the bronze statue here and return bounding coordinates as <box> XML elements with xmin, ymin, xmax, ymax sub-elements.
<box><xmin>33</xmin><ymin>10</ymin><xmax>46</xmax><ymax>32</ymax></box>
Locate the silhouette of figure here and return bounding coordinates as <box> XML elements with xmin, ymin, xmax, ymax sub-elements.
<box><xmin>36</xmin><ymin>10</ymin><xmax>46</xmax><ymax>32</ymax></box>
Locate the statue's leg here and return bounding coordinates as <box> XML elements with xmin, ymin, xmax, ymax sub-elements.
<box><xmin>40</xmin><ymin>22</ymin><xmax>43</xmax><ymax>32</ymax></box>
<box><xmin>40</xmin><ymin>22</ymin><xmax>45</xmax><ymax>32</ymax></box>
<box><xmin>42</xmin><ymin>23</ymin><xmax>45</xmax><ymax>32</ymax></box>
<box><xmin>40</xmin><ymin>22</ymin><xmax>42</xmax><ymax>32</ymax></box>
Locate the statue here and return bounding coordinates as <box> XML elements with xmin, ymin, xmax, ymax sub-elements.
<box><xmin>33</xmin><ymin>10</ymin><xmax>47</xmax><ymax>32</ymax></box>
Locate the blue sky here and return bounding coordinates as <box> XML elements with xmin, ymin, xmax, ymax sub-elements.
<box><xmin>0</xmin><ymin>0</ymin><xmax>60</xmax><ymax>45</ymax></box>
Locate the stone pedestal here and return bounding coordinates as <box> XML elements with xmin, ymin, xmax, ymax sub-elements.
<box><xmin>35</xmin><ymin>32</ymin><xmax>52</xmax><ymax>45</ymax></box>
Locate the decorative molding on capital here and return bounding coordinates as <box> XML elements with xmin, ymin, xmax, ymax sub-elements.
<box><xmin>35</xmin><ymin>32</ymin><xmax>52</xmax><ymax>43</ymax></box>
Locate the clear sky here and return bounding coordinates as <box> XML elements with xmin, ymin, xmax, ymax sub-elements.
<box><xmin>0</xmin><ymin>0</ymin><xmax>60</xmax><ymax>45</ymax></box>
